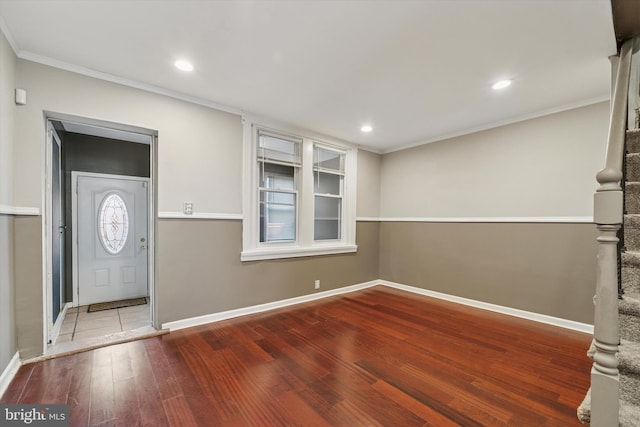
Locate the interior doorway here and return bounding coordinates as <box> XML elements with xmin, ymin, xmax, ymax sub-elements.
<box><xmin>44</xmin><ymin>114</ymin><xmax>158</xmax><ymax>355</ymax></box>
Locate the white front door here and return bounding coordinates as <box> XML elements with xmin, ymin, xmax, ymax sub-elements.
<box><xmin>75</xmin><ymin>173</ymin><xmax>148</xmax><ymax>306</ymax></box>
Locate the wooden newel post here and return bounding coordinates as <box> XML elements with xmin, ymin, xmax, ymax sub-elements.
<box><xmin>591</xmin><ymin>170</ymin><xmax>622</xmax><ymax>426</ymax></box>
<box><xmin>588</xmin><ymin>38</ymin><xmax>634</xmax><ymax>426</ymax></box>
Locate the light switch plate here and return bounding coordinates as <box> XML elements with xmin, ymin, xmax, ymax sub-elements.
<box><xmin>184</xmin><ymin>202</ymin><xmax>193</xmax><ymax>215</ymax></box>
<box><xmin>15</xmin><ymin>88</ymin><xmax>27</xmax><ymax>105</ymax></box>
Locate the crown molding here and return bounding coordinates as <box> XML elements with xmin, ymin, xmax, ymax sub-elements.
<box><xmin>381</xmin><ymin>96</ymin><xmax>610</xmax><ymax>154</ymax></box>
<box><xmin>17</xmin><ymin>51</ymin><xmax>243</xmax><ymax>116</ymax></box>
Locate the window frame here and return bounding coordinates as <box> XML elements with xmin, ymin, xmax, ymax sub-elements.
<box><xmin>241</xmin><ymin>118</ymin><xmax>357</xmax><ymax>261</ymax></box>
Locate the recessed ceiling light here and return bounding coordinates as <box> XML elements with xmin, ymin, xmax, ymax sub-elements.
<box><xmin>492</xmin><ymin>79</ymin><xmax>512</xmax><ymax>90</ymax></box>
<box><xmin>174</xmin><ymin>60</ymin><xmax>194</xmax><ymax>72</ymax></box>
<box><xmin>361</xmin><ymin>125</ymin><xmax>373</xmax><ymax>133</ymax></box>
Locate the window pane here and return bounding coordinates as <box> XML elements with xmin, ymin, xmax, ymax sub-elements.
<box><xmin>260</xmin><ymin>162</ymin><xmax>295</xmax><ymax>190</ymax></box>
<box><xmin>260</xmin><ymin>191</ymin><xmax>296</xmax><ymax>242</ymax></box>
<box><xmin>259</xmin><ymin>133</ymin><xmax>301</xmax><ymax>165</ymax></box>
<box><xmin>314</xmin><ymin>171</ymin><xmax>341</xmax><ymax>195</ymax></box>
<box><xmin>314</xmin><ymin>196</ymin><xmax>341</xmax><ymax>240</ymax></box>
<box><xmin>98</xmin><ymin>193</ymin><xmax>129</xmax><ymax>254</ymax></box>
<box><xmin>314</xmin><ymin>147</ymin><xmax>344</xmax><ymax>172</ymax></box>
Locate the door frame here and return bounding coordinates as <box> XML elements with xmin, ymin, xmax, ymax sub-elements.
<box><xmin>72</xmin><ymin>171</ymin><xmax>150</xmax><ymax>307</ymax></box>
<box><xmin>44</xmin><ymin>122</ymin><xmax>68</xmax><ymax>345</ymax></box>
<box><xmin>42</xmin><ymin>113</ymin><xmax>159</xmax><ymax>354</ymax></box>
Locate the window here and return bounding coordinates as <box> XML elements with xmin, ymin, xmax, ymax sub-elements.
<box><xmin>242</xmin><ymin>121</ymin><xmax>357</xmax><ymax>261</ymax></box>
<box><xmin>258</xmin><ymin>132</ymin><xmax>300</xmax><ymax>242</ymax></box>
<box><xmin>314</xmin><ymin>146</ymin><xmax>344</xmax><ymax>241</ymax></box>
<box><xmin>98</xmin><ymin>193</ymin><xmax>129</xmax><ymax>254</ymax></box>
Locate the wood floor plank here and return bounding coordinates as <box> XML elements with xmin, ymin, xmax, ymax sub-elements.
<box><xmin>143</xmin><ymin>338</ymin><xmax>182</xmax><ymax>401</ymax></box>
<box><xmin>371</xmin><ymin>379</ymin><xmax>461</xmax><ymax>427</ymax></box>
<box><xmin>273</xmin><ymin>389</ymin><xmax>333</xmax><ymax>427</ymax></box>
<box><xmin>356</xmin><ymin>358</ymin><xmax>483</xmax><ymax>426</ymax></box>
<box><xmin>330</xmin><ymin>399</ymin><xmax>384</xmax><ymax>427</ymax></box>
<box><xmin>0</xmin><ymin>363</ymin><xmax>34</xmax><ymax>404</ymax></box>
<box><xmin>110</xmin><ymin>342</ymin><xmax>134</xmax><ymax>383</ymax></box>
<box><xmin>176</xmin><ymin>338</ymin><xmax>243</xmax><ymax>422</ymax></box>
<box><xmin>40</xmin><ymin>354</ymin><xmax>75</xmax><ymax>404</ymax></box>
<box><xmin>17</xmin><ymin>362</ymin><xmax>47</xmax><ymax>404</ymax></box>
<box><xmin>131</xmin><ymin>343</ymin><xmax>169</xmax><ymax>427</ymax></box>
<box><xmin>162</xmin><ymin>395</ymin><xmax>198</xmax><ymax>427</ymax></box>
<box><xmin>1</xmin><ymin>286</ymin><xmax>592</xmax><ymax>426</ymax></box>
<box><xmin>67</xmin><ymin>350</ymin><xmax>93</xmax><ymax>427</ymax></box>
<box><xmin>113</xmin><ymin>377</ymin><xmax>141</xmax><ymax>427</ymax></box>
<box><xmin>89</xmin><ymin>347</ymin><xmax>115</xmax><ymax>426</ymax></box>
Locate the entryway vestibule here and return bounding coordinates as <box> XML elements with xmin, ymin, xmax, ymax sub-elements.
<box><xmin>43</xmin><ymin>114</ymin><xmax>159</xmax><ymax>357</ymax></box>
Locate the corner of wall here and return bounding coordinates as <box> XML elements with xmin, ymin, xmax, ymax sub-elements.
<box><xmin>0</xmin><ymin>23</ymin><xmax>19</xmax><ymax>378</ymax></box>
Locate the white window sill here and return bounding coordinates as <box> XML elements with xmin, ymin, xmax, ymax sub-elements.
<box><xmin>241</xmin><ymin>244</ymin><xmax>358</xmax><ymax>262</ymax></box>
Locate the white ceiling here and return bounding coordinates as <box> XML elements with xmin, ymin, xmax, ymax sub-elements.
<box><xmin>0</xmin><ymin>0</ymin><xmax>617</xmax><ymax>153</ymax></box>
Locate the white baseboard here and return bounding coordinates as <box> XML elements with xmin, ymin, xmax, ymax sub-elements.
<box><xmin>162</xmin><ymin>280</ymin><xmax>379</xmax><ymax>331</ymax></box>
<box><xmin>162</xmin><ymin>279</ymin><xmax>593</xmax><ymax>335</ymax></box>
<box><xmin>379</xmin><ymin>280</ymin><xmax>594</xmax><ymax>334</ymax></box>
<box><xmin>0</xmin><ymin>352</ymin><xmax>21</xmax><ymax>399</ymax></box>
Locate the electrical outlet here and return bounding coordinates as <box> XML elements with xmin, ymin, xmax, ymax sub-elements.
<box><xmin>314</xmin><ymin>279</ymin><xmax>320</xmax><ymax>289</ymax></box>
<box><xmin>184</xmin><ymin>202</ymin><xmax>193</xmax><ymax>215</ymax></box>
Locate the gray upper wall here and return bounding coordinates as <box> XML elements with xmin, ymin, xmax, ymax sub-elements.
<box><xmin>379</xmin><ymin>101</ymin><xmax>610</xmax><ymax>219</ymax></box>
<box><xmin>157</xmin><ymin>221</ymin><xmax>380</xmax><ymax>324</ymax></box>
<box><xmin>379</xmin><ymin>221</ymin><xmax>597</xmax><ymax>324</ymax></box>
<box><xmin>63</xmin><ymin>132</ymin><xmax>151</xmax><ymax>178</ymax></box>
<box><xmin>13</xmin><ymin>216</ymin><xmax>42</xmax><ymax>359</ymax></box>
<box><xmin>0</xmin><ymin>216</ymin><xmax>16</xmax><ymax>374</ymax></box>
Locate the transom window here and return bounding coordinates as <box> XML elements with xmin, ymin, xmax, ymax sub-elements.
<box><xmin>242</xmin><ymin>121</ymin><xmax>357</xmax><ymax>261</ymax></box>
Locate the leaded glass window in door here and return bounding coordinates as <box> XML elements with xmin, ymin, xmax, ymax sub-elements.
<box><xmin>98</xmin><ymin>193</ymin><xmax>129</xmax><ymax>254</ymax></box>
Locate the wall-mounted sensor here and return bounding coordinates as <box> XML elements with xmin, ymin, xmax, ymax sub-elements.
<box><xmin>15</xmin><ymin>88</ymin><xmax>27</xmax><ymax>105</ymax></box>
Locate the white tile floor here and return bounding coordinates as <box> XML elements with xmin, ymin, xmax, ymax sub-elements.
<box><xmin>44</xmin><ymin>302</ymin><xmax>156</xmax><ymax>358</ymax></box>
<box><xmin>58</xmin><ymin>303</ymin><xmax>151</xmax><ymax>343</ymax></box>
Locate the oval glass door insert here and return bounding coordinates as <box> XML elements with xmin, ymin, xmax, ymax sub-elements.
<box><xmin>98</xmin><ymin>193</ymin><xmax>129</xmax><ymax>254</ymax></box>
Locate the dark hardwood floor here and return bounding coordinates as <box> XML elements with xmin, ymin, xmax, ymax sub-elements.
<box><xmin>1</xmin><ymin>286</ymin><xmax>592</xmax><ymax>426</ymax></box>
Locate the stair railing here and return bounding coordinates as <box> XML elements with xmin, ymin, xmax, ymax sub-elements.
<box><xmin>591</xmin><ymin>38</ymin><xmax>633</xmax><ymax>427</ymax></box>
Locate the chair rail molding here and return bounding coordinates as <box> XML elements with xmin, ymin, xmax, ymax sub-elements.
<box><xmin>0</xmin><ymin>205</ymin><xmax>40</xmax><ymax>216</ymax></box>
